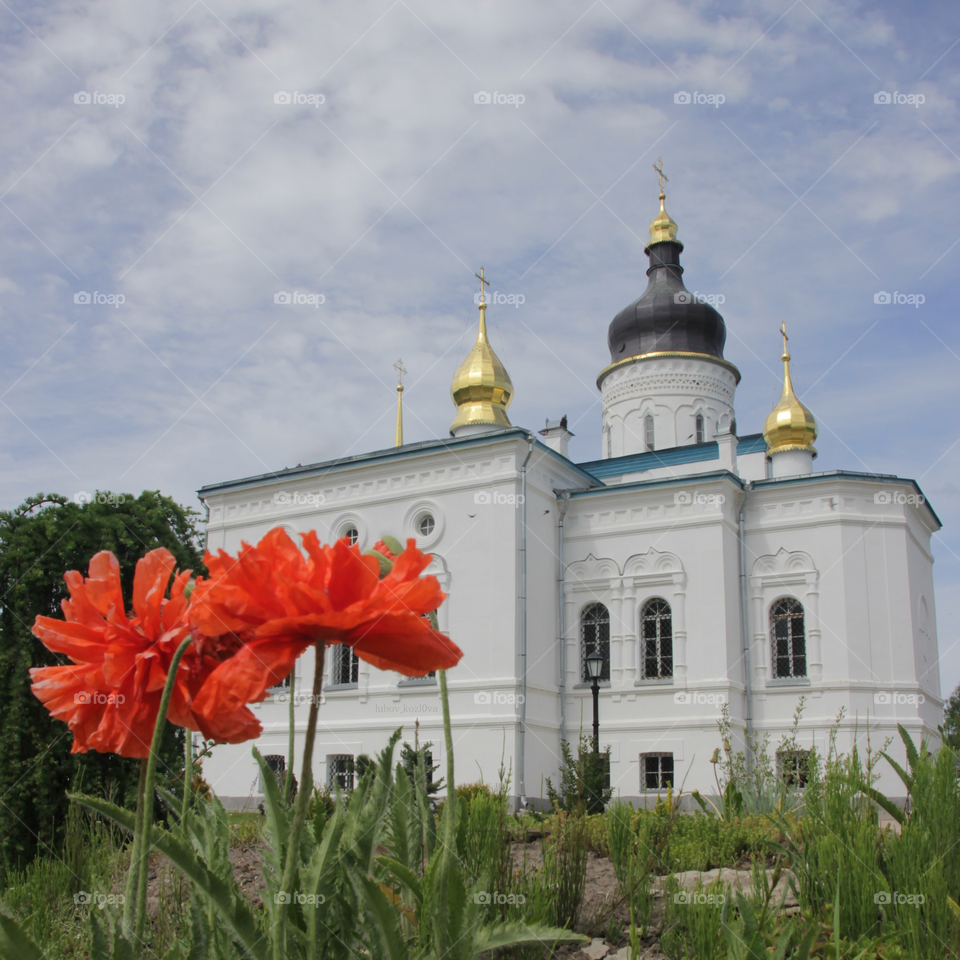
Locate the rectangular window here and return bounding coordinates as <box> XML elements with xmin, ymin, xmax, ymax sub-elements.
<box><xmin>269</xmin><ymin>669</ymin><xmax>292</xmax><ymax>693</ymax></box>
<box><xmin>332</xmin><ymin>644</ymin><xmax>359</xmax><ymax>685</ymax></box>
<box><xmin>328</xmin><ymin>754</ymin><xmax>354</xmax><ymax>792</ymax></box>
<box><xmin>777</xmin><ymin>749</ymin><xmax>811</xmax><ymax>788</ymax></box>
<box><xmin>641</xmin><ymin>753</ymin><xmax>674</xmax><ymax>791</ymax></box>
<box><xmin>260</xmin><ymin>754</ymin><xmax>285</xmax><ymax>793</ymax></box>
<box><xmin>644</xmin><ymin>416</ymin><xmax>655</xmax><ymax>452</ymax></box>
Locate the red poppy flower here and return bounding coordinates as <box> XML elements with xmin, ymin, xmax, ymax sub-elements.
<box><xmin>189</xmin><ymin>528</ymin><xmax>461</xmax><ymax>719</ymax></box>
<box><xmin>30</xmin><ymin>548</ymin><xmax>262</xmax><ymax>757</ymax></box>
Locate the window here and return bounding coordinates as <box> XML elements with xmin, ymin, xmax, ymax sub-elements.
<box><xmin>644</xmin><ymin>415</ymin><xmax>655</xmax><ymax>452</ymax></box>
<box><xmin>260</xmin><ymin>754</ymin><xmax>285</xmax><ymax>793</ymax></box>
<box><xmin>342</xmin><ymin>526</ymin><xmax>359</xmax><ymax>546</ymax></box>
<box><xmin>418</xmin><ymin>514</ymin><xmax>435</xmax><ymax>537</ymax></box>
<box><xmin>770</xmin><ymin>598</ymin><xmax>807</xmax><ymax>679</ymax></box>
<box><xmin>641</xmin><ymin>753</ymin><xmax>674</xmax><ymax>791</ymax></box>
<box><xmin>331</xmin><ymin>644</ymin><xmax>359</xmax><ymax>685</ymax></box>
<box><xmin>777</xmin><ymin>749</ymin><xmax>812</xmax><ymax>788</ymax></box>
<box><xmin>270</xmin><ymin>668</ymin><xmax>293</xmax><ymax>692</ymax></box>
<box><xmin>695</xmin><ymin>414</ymin><xmax>705</xmax><ymax>444</ymax></box>
<box><xmin>328</xmin><ymin>754</ymin><xmax>354</xmax><ymax>792</ymax></box>
<box><xmin>640</xmin><ymin>598</ymin><xmax>673</xmax><ymax>679</ymax></box>
<box><xmin>580</xmin><ymin>603</ymin><xmax>610</xmax><ymax>682</ymax></box>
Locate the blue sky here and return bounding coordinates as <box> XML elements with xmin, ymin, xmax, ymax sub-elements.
<box><xmin>1</xmin><ymin>0</ymin><xmax>958</xmax><ymax>699</ymax></box>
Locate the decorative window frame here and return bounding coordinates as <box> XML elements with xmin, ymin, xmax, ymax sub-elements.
<box><xmin>403</xmin><ymin>499</ymin><xmax>444</xmax><ymax>550</ymax></box>
<box><xmin>750</xmin><ymin>549</ymin><xmax>821</xmax><ymax>686</ymax></box>
<box><xmin>331</xmin><ymin>512</ymin><xmax>367</xmax><ymax>549</ymax></box>
<box><xmin>563</xmin><ymin>549</ymin><xmax>686</xmax><ymax>690</ymax></box>
<box><xmin>576</xmin><ymin>600</ymin><xmax>612</xmax><ymax>687</ymax></box>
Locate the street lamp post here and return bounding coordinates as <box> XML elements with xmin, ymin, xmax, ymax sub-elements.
<box><xmin>585</xmin><ymin>650</ymin><xmax>604</xmax><ymax>753</ymax></box>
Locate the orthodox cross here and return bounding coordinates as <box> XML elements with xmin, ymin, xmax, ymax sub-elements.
<box><xmin>780</xmin><ymin>321</ymin><xmax>789</xmax><ymax>354</ymax></box>
<box><xmin>393</xmin><ymin>357</ymin><xmax>407</xmax><ymax>387</ymax></box>
<box><xmin>475</xmin><ymin>267</ymin><xmax>490</xmax><ymax>304</ymax></box>
<box><xmin>652</xmin><ymin>157</ymin><xmax>669</xmax><ymax>196</ymax></box>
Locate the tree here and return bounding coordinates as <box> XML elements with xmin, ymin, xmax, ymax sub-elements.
<box><xmin>545</xmin><ymin>736</ymin><xmax>613</xmax><ymax>815</ymax></box>
<box><xmin>0</xmin><ymin>491</ymin><xmax>205</xmax><ymax>871</ymax></box>
<box><xmin>944</xmin><ymin>682</ymin><xmax>960</xmax><ymax>751</ymax></box>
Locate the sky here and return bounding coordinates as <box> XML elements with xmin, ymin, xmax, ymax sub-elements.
<box><xmin>1</xmin><ymin>0</ymin><xmax>959</xmax><ymax>697</ymax></box>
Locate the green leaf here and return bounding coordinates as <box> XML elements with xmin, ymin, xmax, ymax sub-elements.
<box><xmin>381</xmin><ymin>535</ymin><xmax>405</xmax><ymax>557</ymax></box>
<box><xmin>473</xmin><ymin>922</ymin><xmax>589</xmax><ymax>952</ymax></box>
<box><xmin>253</xmin><ymin>747</ymin><xmax>290</xmax><ymax>876</ymax></box>
<box><xmin>898</xmin><ymin>723</ymin><xmax>920</xmax><ymax>772</ymax></box>
<box><xmin>378</xmin><ymin>856</ymin><xmax>423</xmax><ymax>907</ymax></box>
<box><xmin>70</xmin><ymin>793</ymin><xmax>268</xmax><ymax>960</ymax></box>
<box><xmin>355</xmin><ymin>875</ymin><xmax>411</xmax><ymax>960</ymax></box>
<box><xmin>861</xmin><ymin>783</ymin><xmax>904</xmax><ymax>825</ymax></box>
<box><xmin>879</xmin><ymin>751</ymin><xmax>913</xmax><ymax>796</ymax></box>
<box><xmin>0</xmin><ymin>911</ymin><xmax>45</xmax><ymax>960</ymax></box>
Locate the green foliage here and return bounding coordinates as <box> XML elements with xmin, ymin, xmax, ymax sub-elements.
<box><xmin>943</xmin><ymin>683</ymin><xmax>960</xmax><ymax>751</ymax></box>
<box><xmin>545</xmin><ymin>736</ymin><xmax>613</xmax><ymax>816</ymax></box>
<box><xmin>400</xmin><ymin>739</ymin><xmax>443</xmax><ymax>798</ymax></box>
<box><xmin>0</xmin><ymin>491</ymin><xmax>204</xmax><ymax>871</ymax></box>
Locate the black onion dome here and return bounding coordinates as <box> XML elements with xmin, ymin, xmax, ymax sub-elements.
<box><xmin>607</xmin><ymin>239</ymin><xmax>727</xmax><ymax>363</ymax></box>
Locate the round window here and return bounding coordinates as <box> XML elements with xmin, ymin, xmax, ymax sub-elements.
<box><xmin>342</xmin><ymin>526</ymin><xmax>359</xmax><ymax>546</ymax></box>
<box><xmin>418</xmin><ymin>514</ymin><xmax>435</xmax><ymax>538</ymax></box>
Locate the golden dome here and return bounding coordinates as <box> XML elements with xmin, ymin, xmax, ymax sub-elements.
<box><xmin>450</xmin><ymin>272</ymin><xmax>513</xmax><ymax>432</ymax></box>
<box><xmin>646</xmin><ymin>191</ymin><xmax>679</xmax><ymax>249</ymax></box>
<box><xmin>763</xmin><ymin>323</ymin><xmax>818</xmax><ymax>455</ymax></box>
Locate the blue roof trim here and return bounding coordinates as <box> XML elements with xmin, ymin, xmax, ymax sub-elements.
<box><xmin>737</xmin><ymin>433</ymin><xmax>767</xmax><ymax>454</ymax></box>
<box><xmin>578</xmin><ymin>441</ymin><xmax>720</xmax><ymax>479</ymax></box>
<box><xmin>198</xmin><ymin>428</ymin><xmax>598</xmax><ymax>496</ymax></box>
<box><xmin>566</xmin><ymin>470</ymin><xmax>744</xmax><ymax>498</ymax></box>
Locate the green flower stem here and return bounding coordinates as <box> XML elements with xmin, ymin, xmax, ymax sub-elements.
<box><xmin>274</xmin><ymin>640</ymin><xmax>326</xmax><ymax>960</ymax></box>
<box><xmin>181</xmin><ymin>728</ymin><xmax>192</xmax><ymax>827</ymax></box>
<box><xmin>284</xmin><ymin>666</ymin><xmax>295</xmax><ymax>800</ymax></box>
<box><xmin>121</xmin><ymin>758</ymin><xmax>148</xmax><ymax>939</ymax></box>
<box><xmin>133</xmin><ymin>634</ymin><xmax>195</xmax><ymax>945</ymax></box>
<box><xmin>438</xmin><ymin>668</ymin><xmax>456</xmax><ymax>848</ymax></box>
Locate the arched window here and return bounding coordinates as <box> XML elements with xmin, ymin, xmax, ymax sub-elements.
<box><xmin>580</xmin><ymin>603</ymin><xmax>610</xmax><ymax>682</ymax></box>
<box><xmin>640</xmin><ymin>598</ymin><xmax>673</xmax><ymax>679</ymax></box>
<box><xmin>770</xmin><ymin>598</ymin><xmax>806</xmax><ymax>678</ymax></box>
<box><xmin>644</xmin><ymin>415</ymin><xmax>655</xmax><ymax>452</ymax></box>
<box><xmin>695</xmin><ymin>414</ymin><xmax>705</xmax><ymax>444</ymax></box>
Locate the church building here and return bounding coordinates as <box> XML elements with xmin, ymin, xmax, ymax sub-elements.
<box><xmin>198</xmin><ymin>179</ymin><xmax>941</xmax><ymax>807</ymax></box>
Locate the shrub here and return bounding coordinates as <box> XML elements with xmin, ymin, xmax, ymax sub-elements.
<box><xmin>545</xmin><ymin>736</ymin><xmax>613</xmax><ymax>815</ymax></box>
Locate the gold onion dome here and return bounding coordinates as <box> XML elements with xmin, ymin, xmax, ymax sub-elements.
<box><xmin>646</xmin><ymin>190</ymin><xmax>679</xmax><ymax>249</ymax></box>
<box><xmin>763</xmin><ymin>323</ymin><xmax>818</xmax><ymax>455</ymax></box>
<box><xmin>450</xmin><ymin>269</ymin><xmax>513</xmax><ymax>432</ymax></box>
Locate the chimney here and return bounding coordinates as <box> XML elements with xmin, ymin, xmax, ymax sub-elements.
<box><xmin>539</xmin><ymin>415</ymin><xmax>574</xmax><ymax>458</ymax></box>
